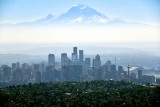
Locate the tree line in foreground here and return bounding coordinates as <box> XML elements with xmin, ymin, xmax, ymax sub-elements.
<box><xmin>0</xmin><ymin>80</ymin><xmax>160</xmax><ymax>107</ymax></box>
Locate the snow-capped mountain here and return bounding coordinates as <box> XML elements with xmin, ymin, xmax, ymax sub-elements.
<box><xmin>56</xmin><ymin>4</ymin><xmax>110</xmax><ymax>24</ymax></box>
<box><xmin>1</xmin><ymin>4</ymin><xmax>127</xmax><ymax>26</ymax></box>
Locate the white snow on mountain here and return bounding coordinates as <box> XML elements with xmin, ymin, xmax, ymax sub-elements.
<box><xmin>56</xmin><ymin>4</ymin><xmax>111</xmax><ymax>24</ymax></box>
<box><xmin>0</xmin><ymin>4</ymin><xmax>149</xmax><ymax>26</ymax></box>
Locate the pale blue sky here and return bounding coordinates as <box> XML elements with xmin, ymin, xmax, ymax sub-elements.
<box><xmin>0</xmin><ymin>0</ymin><xmax>159</xmax><ymax>24</ymax></box>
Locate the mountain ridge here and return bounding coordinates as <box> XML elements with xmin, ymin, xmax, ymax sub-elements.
<box><xmin>0</xmin><ymin>4</ymin><xmax>126</xmax><ymax>26</ymax></box>
<box><xmin>0</xmin><ymin>4</ymin><xmax>154</xmax><ymax>27</ymax></box>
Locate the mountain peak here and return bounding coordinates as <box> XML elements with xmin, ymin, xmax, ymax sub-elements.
<box><xmin>2</xmin><ymin>4</ymin><xmax>128</xmax><ymax>26</ymax></box>
<box><xmin>75</xmin><ymin>4</ymin><xmax>89</xmax><ymax>10</ymax></box>
<box><xmin>57</xmin><ymin>4</ymin><xmax>109</xmax><ymax>24</ymax></box>
<box><xmin>69</xmin><ymin>4</ymin><xmax>101</xmax><ymax>15</ymax></box>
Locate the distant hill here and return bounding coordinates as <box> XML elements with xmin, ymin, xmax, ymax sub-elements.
<box><xmin>0</xmin><ymin>54</ymin><xmax>46</xmax><ymax>65</ymax></box>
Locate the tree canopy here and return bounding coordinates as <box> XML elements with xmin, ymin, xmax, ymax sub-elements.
<box><xmin>0</xmin><ymin>80</ymin><xmax>160</xmax><ymax>107</ymax></box>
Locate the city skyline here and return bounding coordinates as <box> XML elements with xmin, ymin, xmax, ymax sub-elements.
<box><xmin>0</xmin><ymin>46</ymin><xmax>158</xmax><ymax>86</ymax></box>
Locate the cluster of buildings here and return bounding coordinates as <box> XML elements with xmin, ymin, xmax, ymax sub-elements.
<box><xmin>0</xmin><ymin>47</ymin><xmax>159</xmax><ymax>87</ymax></box>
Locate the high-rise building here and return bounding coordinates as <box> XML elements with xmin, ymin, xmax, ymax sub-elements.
<box><xmin>53</xmin><ymin>69</ymin><xmax>60</xmax><ymax>82</ymax></box>
<box><xmin>130</xmin><ymin>73</ymin><xmax>137</xmax><ymax>82</ymax></box>
<box><xmin>117</xmin><ymin>66</ymin><xmax>124</xmax><ymax>81</ymax></box>
<box><xmin>106</xmin><ymin>60</ymin><xmax>111</xmax><ymax>66</ymax></box>
<box><xmin>3</xmin><ymin>66</ymin><xmax>11</xmax><ymax>81</ymax></box>
<box><xmin>35</xmin><ymin>71</ymin><xmax>41</xmax><ymax>83</ymax></box>
<box><xmin>22</xmin><ymin>63</ymin><xmax>28</xmax><ymax>71</ymax></box>
<box><xmin>85</xmin><ymin>58</ymin><xmax>91</xmax><ymax>66</ymax></box>
<box><xmin>138</xmin><ymin>70</ymin><xmax>142</xmax><ymax>80</ymax></box>
<box><xmin>12</xmin><ymin>63</ymin><xmax>17</xmax><ymax>72</ymax></box>
<box><xmin>33</xmin><ymin>64</ymin><xmax>41</xmax><ymax>78</ymax></box>
<box><xmin>94</xmin><ymin>68</ymin><xmax>102</xmax><ymax>80</ymax></box>
<box><xmin>17</xmin><ymin>62</ymin><xmax>20</xmax><ymax>69</ymax></box>
<box><xmin>110</xmin><ymin>64</ymin><xmax>117</xmax><ymax>80</ymax></box>
<box><xmin>111</xmin><ymin>64</ymin><xmax>116</xmax><ymax>72</ymax></box>
<box><xmin>72</xmin><ymin>47</ymin><xmax>78</xmax><ymax>61</ymax></box>
<box><xmin>73</xmin><ymin>47</ymin><xmax>77</xmax><ymax>58</ymax></box>
<box><xmin>106</xmin><ymin>60</ymin><xmax>112</xmax><ymax>75</ymax></box>
<box><xmin>141</xmin><ymin>75</ymin><xmax>155</xmax><ymax>84</ymax></box>
<box><xmin>45</xmin><ymin>65</ymin><xmax>54</xmax><ymax>82</ymax></box>
<box><xmin>93</xmin><ymin>59</ymin><xmax>95</xmax><ymax>67</ymax></box>
<box><xmin>93</xmin><ymin>54</ymin><xmax>101</xmax><ymax>68</ymax></box>
<box><xmin>33</xmin><ymin>64</ymin><xmax>40</xmax><ymax>72</ymax></box>
<box><xmin>61</xmin><ymin>53</ymin><xmax>70</xmax><ymax>67</ymax></box>
<box><xmin>62</xmin><ymin>65</ymin><xmax>82</xmax><ymax>81</ymax></box>
<box><xmin>79</xmin><ymin>50</ymin><xmax>84</xmax><ymax>63</ymax></box>
<box><xmin>48</xmin><ymin>54</ymin><xmax>55</xmax><ymax>66</ymax></box>
<box><xmin>72</xmin><ymin>53</ymin><xmax>76</xmax><ymax>61</ymax></box>
<box><xmin>41</xmin><ymin>62</ymin><xmax>45</xmax><ymax>73</ymax></box>
<box><xmin>118</xmin><ymin>66</ymin><xmax>123</xmax><ymax>72</ymax></box>
<box><xmin>13</xmin><ymin>69</ymin><xmax>23</xmax><ymax>81</ymax></box>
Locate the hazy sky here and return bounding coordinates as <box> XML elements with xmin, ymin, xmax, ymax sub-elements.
<box><xmin>0</xmin><ymin>0</ymin><xmax>160</xmax><ymax>24</ymax></box>
<box><xmin>0</xmin><ymin>26</ymin><xmax>159</xmax><ymax>44</ymax></box>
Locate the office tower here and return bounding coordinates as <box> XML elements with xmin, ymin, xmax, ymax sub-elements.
<box><xmin>94</xmin><ymin>68</ymin><xmax>102</xmax><ymax>80</ymax></box>
<box><xmin>130</xmin><ymin>73</ymin><xmax>137</xmax><ymax>82</ymax></box>
<box><xmin>63</xmin><ymin>65</ymin><xmax>82</xmax><ymax>81</ymax></box>
<box><xmin>22</xmin><ymin>63</ymin><xmax>29</xmax><ymax>81</ymax></box>
<box><xmin>141</xmin><ymin>75</ymin><xmax>155</xmax><ymax>84</ymax></box>
<box><xmin>92</xmin><ymin>59</ymin><xmax>95</xmax><ymax>68</ymax></box>
<box><xmin>45</xmin><ymin>65</ymin><xmax>54</xmax><ymax>82</ymax></box>
<box><xmin>35</xmin><ymin>71</ymin><xmax>41</xmax><ymax>83</ymax></box>
<box><xmin>73</xmin><ymin>47</ymin><xmax>77</xmax><ymax>58</ymax></box>
<box><xmin>94</xmin><ymin>54</ymin><xmax>101</xmax><ymax>68</ymax></box>
<box><xmin>53</xmin><ymin>69</ymin><xmax>61</xmax><ymax>82</ymax></box>
<box><xmin>33</xmin><ymin>64</ymin><xmax>41</xmax><ymax>78</ymax></box>
<box><xmin>17</xmin><ymin>62</ymin><xmax>20</xmax><ymax>69</ymax></box>
<box><xmin>22</xmin><ymin>63</ymin><xmax>28</xmax><ymax>71</ymax></box>
<box><xmin>106</xmin><ymin>60</ymin><xmax>111</xmax><ymax>66</ymax></box>
<box><xmin>138</xmin><ymin>70</ymin><xmax>142</xmax><ymax>80</ymax></box>
<box><xmin>156</xmin><ymin>78</ymin><xmax>160</xmax><ymax>84</ymax></box>
<box><xmin>48</xmin><ymin>54</ymin><xmax>55</xmax><ymax>66</ymax></box>
<box><xmin>41</xmin><ymin>62</ymin><xmax>45</xmax><ymax>73</ymax></box>
<box><xmin>117</xmin><ymin>66</ymin><xmax>124</xmax><ymax>80</ymax></box>
<box><xmin>13</xmin><ymin>69</ymin><xmax>23</xmax><ymax>81</ymax></box>
<box><xmin>61</xmin><ymin>53</ymin><xmax>70</xmax><ymax>67</ymax></box>
<box><xmin>118</xmin><ymin>66</ymin><xmax>123</xmax><ymax>72</ymax></box>
<box><xmin>23</xmin><ymin>67</ymin><xmax>32</xmax><ymax>81</ymax></box>
<box><xmin>72</xmin><ymin>47</ymin><xmax>78</xmax><ymax>61</ymax></box>
<box><xmin>12</xmin><ymin>63</ymin><xmax>17</xmax><ymax>72</ymax></box>
<box><xmin>79</xmin><ymin>50</ymin><xmax>84</xmax><ymax>63</ymax></box>
<box><xmin>107</xmin><ymin>64</ymin><xmax>117</xmax><ymax>80</ymax></box>
<box><xmin>105</xmin><ymin>60</ymin><xmax>111</xmax><ymax>77</ymax></box>
<box><xmin>33</xmin><ymin>64</ymin><xmax>40</xmax><ymax>72</ymax></box>
<box><xmin>3</xmin><ymin>66</ymin><xmax>11</xmax><ymax>81</ymax></box>
<box><xmin>85</xmin><ymin>58</ymin><xmax>91</xmax><ymax>66</ymax></box>
<box><xmin>72</xmin><ymin>53</ymin><xmax>76</xmax><ymax>61</ymax></box>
